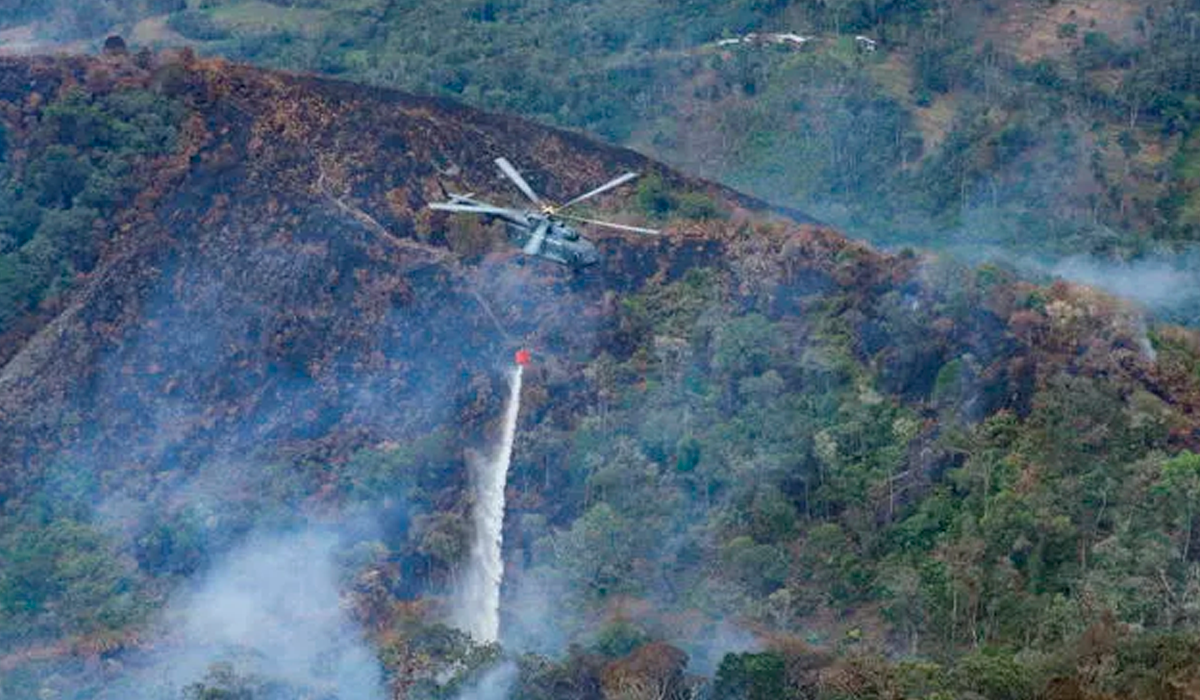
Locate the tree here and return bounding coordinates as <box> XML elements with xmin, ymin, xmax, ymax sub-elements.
<box><xmin>595</xmin><ymin>618</ymin><xmax>652</xmax><ymax>658</ymax></box>
<box><xmin>949</xmin><ymin>648</ymin><xmax>1036</xmax><ymax>700</ymax></box>
<box><xmin>182</xmin><ymin>662</ymin><xmax>264</xmax><ymax>700</ymax></box>
<box><xmin>713</xmin><ymin>314</ymin><xmax>778</xmax><ymax>379</ymax></box>
<box><xmin>27</xmin><ymin>145</ymin><xmax>93</xmax><ymax>209</ymax></box>
<box><xmin>552</xmin><ymin>503</ymin><xmax>638</xmax><ymax>596</ymax></box>
<box><xmin>601</xmin><ymin>642</ymin><xmax>690</xmax><ymax>700</ymax></box>
<box><xmin>0</xmin><ymin>517</ymin><xmax>138</xmax><ymax>641</ymax></box>
<box><xmin>712</xmin><ymin>652</ymin><xmax>791</xmax><ymax>700</ymax></box>
<box><xmin>721</xmin><ymin>536</ymin><xmax>789</xmax><ymax>596</ymax></box>
<box><xmin>1155</xmin><ymin>452</ymin><xmax>1200</xmax><ymax>562</ymax></box>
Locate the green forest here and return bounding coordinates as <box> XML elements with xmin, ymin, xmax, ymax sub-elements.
<box><xmin>1</xmin><ymin>1</ymin><xmax>1200</xmax><ymax>699</ymax></box>
<box><xmin>8</xmin><ymin>227</ymin><xmax>1200</xmax><ymax>698</ymax></box>
<box><xmin>11</xmin><ymin>0</ymin><xmax>1200</xmax><ymax>253</ymax></box>
<box><xmin>0</xmin><ymin>86</ymin><xmax>183</xmax><ymax>336</ymax></box>
<box><xmin>7</xmin><ymin>0</ymin><xmax>1199</xmax><ymax>322</ymax></box>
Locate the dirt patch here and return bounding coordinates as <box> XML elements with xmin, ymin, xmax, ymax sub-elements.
<box><xmin>980</xmin><ymin>0</ymin><xmax>1147</xmax><ymax>62</ymax></box>
<box><xmin>865</xmin><ymin>51</ymin><xmax>958</xmax><ymax>160</ymax></box>
<box><xmin>912</xmin><ymin>93</ymin><xmax>958</xmax><ymax>159</ymax></box>
<box><xmin>868</xmin><ymin>52</ymin><xmax>914</xmax><ymax>100</ymax></box>
<box><xmin>209</xmin><ymin>0</ymin><xmax>331</xmax><ymax>37</ymax></box>
<box><xmin>129</xmin><ymin>15</ymin><xmax>192</xmax><ymax>48</ymax></box>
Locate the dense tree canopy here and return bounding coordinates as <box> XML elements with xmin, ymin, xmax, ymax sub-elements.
<box><xmin>0</xmin><ymin>10</ymin><xmax>1199</xmax><ymax>699</ymax></box>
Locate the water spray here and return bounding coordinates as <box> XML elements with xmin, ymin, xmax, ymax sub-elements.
<box><xmin>452</xmin><ymin>351</ymin><xmax>528</xmax><ymax>643</ymax></box>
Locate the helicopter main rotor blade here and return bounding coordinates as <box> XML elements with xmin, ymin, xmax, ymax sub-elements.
<box><xmin>523</xmin><ymin>220</ymin><xmax>550</xmax><ymax>255</ymax></box>
<box><xmin>559</xmin><ymin>172</ymin><xmax>639</xmax><ymax>211</ymax></box>
<box><xmin>429</xmin><ymin>202</ymin><xmax>523</xmax><ymax>218</ymax></box>
<box><xmin>557</xmin><ymin>213</ymin><xmax>660</xmax><ymax>235</ymax></box>
<box><xmin>495</xmin><ymin>157</ymin><xmax>542</xmax><ymax>206</ymax></box>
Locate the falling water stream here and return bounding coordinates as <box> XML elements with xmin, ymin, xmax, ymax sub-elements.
<box><xmin>454</xmin><ymin>365</ymin><xmax>523</xmax><ymax>644</ymax></box>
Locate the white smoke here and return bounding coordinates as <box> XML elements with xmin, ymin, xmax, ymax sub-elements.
<box><xmin>454</xmin><ymin>661</ymin><xmax>518</xmax><ymax>700</ymax></box>
<box><xmin>932</xmin><ymin>243</ymin><xmax>1200</xmax><ymax>320</ymax></box>
<box><xmin>453</xmin><ymin>366</ymin><xmax>523</xmax><ymax>644</ymax></box>
<box><xmin>113</xmin><ymin>530</ymin><xmax>385</xmax><ymax>699</ymax></box>
<box><xmin>1050</xmin><ymin>255</ymin><xmax>1200</xmax><ymax>312</ymax></box>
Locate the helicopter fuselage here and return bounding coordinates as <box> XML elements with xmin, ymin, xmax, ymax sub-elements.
<box><xmin>498</xmin><ymin>212</ymin><xmax>600</xmax><ymax>268</ymax></box>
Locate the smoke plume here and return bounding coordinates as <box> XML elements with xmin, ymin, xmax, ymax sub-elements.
<box><xmin>109</xmin><ymin>529</ymin><xmax>385</xmax><ymax>699</ymax></box>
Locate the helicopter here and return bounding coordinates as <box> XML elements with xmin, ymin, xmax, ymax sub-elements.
<box><xmin>428</xmin><ymin>157</ymin><xmax>659</xmax><ymax>268</ymax></box>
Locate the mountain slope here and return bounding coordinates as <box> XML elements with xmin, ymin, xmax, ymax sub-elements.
<box><xmin>0</xmin><ymin>50</ymin><xmax>764</xmax><ymax>481</ymax></box>
<box><xmin>17</xmin><ymin>0</ymin><xmax>1196</xmax><ymax>252</ymax></box>
<box><xmin>2</xmin><ymin>52</ymin><xmax>1200</xmax><ymax>699</ymax></box>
